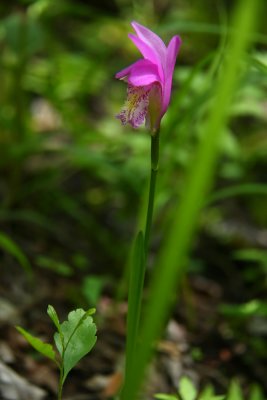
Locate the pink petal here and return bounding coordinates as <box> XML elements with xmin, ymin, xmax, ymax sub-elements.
<box><xmin>115</xmin><ymin>59</ymin><xmax>143</xmax><ymax>80</ymax></box>
<box><xmin>128</xmin><ymin>34</ymin><xmax>158</xmax><ymax>64</ymax></box>
<box><xmin>166</xmin><ymin>35</ymin><xmax>182</xmax><ymax>78</ymax></box>
<box><xmin>128</xmin><ymin>34</ymin><xmax>164</xmax><ymax>81</ymax></box>
<box><xmin>127</xmin><ymin>59</ymin><xmax>161</xmax><ymax>87</ymax></box>
<box><xmin>116</xmin><ymin>59</ymin><xmax>161</xmax><ymax>87</ymax></box>
<box><xmin>116</xmin><ymin>85</ymin><xmax>151</xmax><ymax>128</ymax></box>
<box><xmin>162</xmin><ymin>35</ymin><xmax>182</xmax><ymax>114</ymax></box>
<box><xmin>131</xmin><ymin>21</ymin><xmax>166</xmax><ymax>65</ymax></box>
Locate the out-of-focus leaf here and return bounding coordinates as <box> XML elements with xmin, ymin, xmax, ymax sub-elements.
<box><xmin>249</xmin><ymin>384</ymin><xmax>265</xmax><ymax>400</ymax></box>
<box><xmin>0</xmin><ymin>231</ymin><xmax>32</xmax><ymax>277</ymax></box>
<box><xmin>227</xmin><ymin>380</ymin><xmax>243</xmax><ymax>400</ymax></box>
<box><xmin>207</xmin><ymin>183</ymin><xmax>267</xmax><ymax>205</ymax></box>
<box><xmin>250</xmin><ymin>56</ymin><xmax>267</xmax><ymax>74</ymax></box>
<box><xmin>82</xmin><ymin>275</ymin><xmax>107</xmax><ymax>306</ymax></box>
<box><xmin>199</xmin><ymin>384</ymin><xmax>225</xmax><ymax>400</ymax></box>
<box><xmin>179</xmin><ymin>376</ymin><xmax>197</xmax><ymax>400</ymax></box>
<box><xmin>220</xmin><ymin>300</ymin><xmax>267</xmax><ymax>318</ymax></box>
<box><xmin>16</xmin><ymin>326</ymin><xmax>57</xmax><ymax>363</ymax></box>
<box><xmin>36</xmin><ymin>255</ymin><xmax>73</xmax><ymax>276</ymax></box>
<box><xmin>154</xmin><ymin>394</ymin><xmax>177</xmax><ymax>400</ymax></box>
<box><xmin>3</xmin><ymin>13</ymin><xmax>45</xmax><ymax>56</ymax></box>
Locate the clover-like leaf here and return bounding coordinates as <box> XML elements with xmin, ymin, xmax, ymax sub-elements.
<box><xmin>54</xmin><ymin>308</ymin><xmax>97</xmax><ymax>383</ymax></box>
<box><xmin>16</xmin><ymin>326</ymin><xmax>57</xmax><ymax>363</ymax></box>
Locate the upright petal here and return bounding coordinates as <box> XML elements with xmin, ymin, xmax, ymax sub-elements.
<box><xmin>131</xmin><ymin>21</ymin><xmax>166</xmax><ymax>62</ymax></box>
<box><xmin>166</xmin><ymin>35</ymin><xmax>182</xmax><ymax>78</ymax></box>
<box><xmin>161</xmin><ymin>35</ymin><xmax>182</xmax><ymax>114</ymax></box>
<box><xmin>131</xmin><ymin>21</ymin><xmax>167</xmax><ymax>77</ymax></box>
<box><xmin>128</xmin><ymin>34</ymin><xmax>164</xmax><ymax>81</ymax></box>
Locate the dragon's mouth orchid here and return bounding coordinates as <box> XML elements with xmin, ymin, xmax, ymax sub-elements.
<box><xmin>115</xmin><ymin>21</ymin><xmax>182</xmax><ymax>133</ymax></box>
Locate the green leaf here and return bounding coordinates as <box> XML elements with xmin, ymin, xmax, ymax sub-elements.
<box><xmin>199</xmin><ymin>385</ymin><xmax>214</xmax><ymax>400</ymax></box>
<box><xmin>47</xmin><ymin>305</ymin><xmax>62</xmax><ymax>333</ymax></box>
<box><xmin>199</xmin><ymin>385</ymin><xmax>225</xmax><ymax>400</ymax></box>
<box><xmin>227</xmin><ymin>381</ymin><xmax>243</xmax><ymax>400</ymax></box>
<box><xmin>179</xmin><ymin>376</ymin><xmax>197</xmax><ymax>400</ymax></box>
<box><xmin>154</xmin><ymin>394</ymin><xmax>177</xmax><ymax>400</ymax></box>
<box><xmin>16</xmin><ymin>326</ymin><xmax>57</xmax><ymax>363</ymax></box>
<box><xmin>207</xmin><ymin>183</ymin><xmax>267</xmax><ymax>206</ymax></box>
<box><xmin>54</xmin><ymin>308</ymin><xmax>97</xmax><ymax>383</ymax></box>
<box><xmin>82</xmin><ymin>275</ymin><xmax>107</xmax><ymax>306</ymax></box>
<box><xmin>0</xmin><ymin>231</ymin><xmax>32</xmax><ymax>277</ymax></box>
<box><xmin>37</xmin><ymin>256</ymin><xmax>74</xmax><ymax>277</ymax></box>
<box><xmin>249</xmin><ymin>384</ymin><xmax>264</xmax><ymax>400</ymax></box>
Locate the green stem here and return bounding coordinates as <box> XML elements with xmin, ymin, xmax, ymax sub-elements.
<box><xmin>121</xmin><ymin>130</ymin><xmax>160</xmax><ymax>400</ymax></box>
<box><xmin>58</xmin><ymin>366</ymin><xmax>64</xmax><ymax>400</ymax></box>
<box><xmin>138</xmin><ymin>130</ymin><xmax>160</xmax><ymax>337</ymax></box>
<box><xmin>144</xmin><ymin>131</ymin><xmax>159</xmax><ymax>252</ymax></box>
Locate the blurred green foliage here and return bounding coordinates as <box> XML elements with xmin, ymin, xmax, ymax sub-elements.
<box><xmin>155</xmin><ymin>376</ymin><xmax>265</xmax><ymax>400</ymax></box>
<box><xmin>0</xmin><ymin>0</ymin><xmax>267</xmax><ymax>394</ymax></box>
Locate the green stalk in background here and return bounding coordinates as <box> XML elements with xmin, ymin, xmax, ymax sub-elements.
<box><xmin>123</xmin><ymin>0</ymin><xmax>262</xmax><ymax>398</ymax></box>
<box><xmin>5</xmin><ymin>14</ymin><xmax>28</xmax><ymax>209</ymax></box>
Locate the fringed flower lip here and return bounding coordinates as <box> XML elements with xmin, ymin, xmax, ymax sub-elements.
<box><xmin>115</xmin><ymin>21</ymin><xmax>182</xmax><ymax>133</ymax></box>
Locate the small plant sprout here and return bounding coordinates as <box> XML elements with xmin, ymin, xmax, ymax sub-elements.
<box><xmin>16</xmin><ymin>305</ymin><xmax>97</xmax><ymax>400</ymax></box>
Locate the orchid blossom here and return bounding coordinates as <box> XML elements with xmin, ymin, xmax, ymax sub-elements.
<box><xmin>116</xmin><ymin>21</ymin><xmax>182</xmax><ymax>133</ymax></box>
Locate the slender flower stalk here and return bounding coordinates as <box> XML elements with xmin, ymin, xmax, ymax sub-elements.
<box><xmin>144</xmin><ymin>130</ymin><xmax>159</xmax><ymax>252</ymax></box>
<box><xmin>115</xmin><ymin>21</ymin><xmax>181</xmax><ymax>400</ymax></box>
<box><xmin>121</xmin><ymin>131</ymin><xmax>159</xmax><ymax>400</ymax></box>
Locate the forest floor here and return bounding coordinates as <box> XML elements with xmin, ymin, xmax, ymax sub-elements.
<box><xmin>1</xmin><ymin>216</ymin><xmax>267</xmax><ymax>400</ymax></box>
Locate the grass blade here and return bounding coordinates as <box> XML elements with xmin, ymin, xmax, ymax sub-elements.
<box><xmin>0</xmin><ymin>231</ymin><xmax>32</xmax><ymax>278</ymax></box>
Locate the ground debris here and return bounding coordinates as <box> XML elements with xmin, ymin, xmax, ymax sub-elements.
<box><xmin>0</xmin><ymin>360</ymin><xmax>46</xmax><ymax>400</ymax></box>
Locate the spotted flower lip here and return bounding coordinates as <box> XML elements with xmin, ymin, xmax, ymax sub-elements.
<box><xmin>116</xmin><ymin>21</ymin><xmax>182</xmax><ymax>132</ymax></box>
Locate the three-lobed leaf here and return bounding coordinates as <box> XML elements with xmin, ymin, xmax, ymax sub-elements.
<box><xmin>54</xmin><ymin>308</ymin><xmax>97</xmax><ymax>383</ymax></box>
<box><xmin>16</xmin><ymin>326</ymin><xmax>57</xmax><ymax>363</ymax></box>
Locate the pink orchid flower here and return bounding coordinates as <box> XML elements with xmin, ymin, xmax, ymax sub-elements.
<box><xmin>115</xmin><ymin>21</ymin><xmax>182</xmax><ymax>133</ymax></box>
